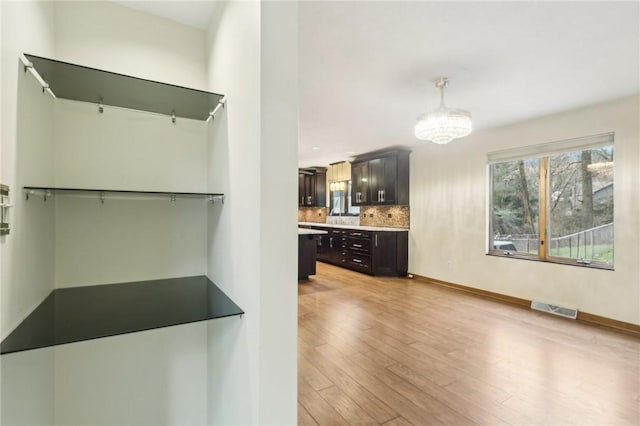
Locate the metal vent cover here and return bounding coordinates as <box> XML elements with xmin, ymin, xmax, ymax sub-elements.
<box><xmin>531</xmin><ymin>300</ymin><xmax>578</xmax><ymax>319</ymax></box>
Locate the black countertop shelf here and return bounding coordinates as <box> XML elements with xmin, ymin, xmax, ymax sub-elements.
<box><xmin>1</xmin><ymin>276</ymin><xmax>244</xmax><ymax>355</ymax></box>
<box><xmin>24</xmin><ymin>187</ymin><xmax>224</xmax><ymax>198</ymax></box>
<box><xmin>24</xmin><ymin>53</ymin><xmax>224</xmax><ymax>121</ymax></box>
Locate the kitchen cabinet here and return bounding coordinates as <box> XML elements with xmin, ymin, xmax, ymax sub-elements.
<box><xmin>299</xmin><ymin>234</ymin><xmax>318</xmax><ymax>280</ymax></box>
<box><xmin>299</xmin><ymin>167</ymin><xmax>327</xmax><ymax>207</ymax></box>
<box><xmin>351</xmin><ymin>161</ymin><xmax>369</xmax><ymax>205</ymax></box>
<box><xmin>317</xmin><ymin>229</ymin><xmax>346</xmax><ymax>265</ymax></box>
<box><xmin>351</xmin><ymin>149</ymin><xmax>410</xmax><ymax>206</ymax></box>
<box><xmin>305</xmin><ymin>224</ymin><xmax>408</xmax><ymax>277</ymax></box>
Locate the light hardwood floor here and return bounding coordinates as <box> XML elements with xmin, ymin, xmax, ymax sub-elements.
<box><xmin>298</xmin><ymin>262</ymin><xmax>640</xmax><ymax>425</ymax></box>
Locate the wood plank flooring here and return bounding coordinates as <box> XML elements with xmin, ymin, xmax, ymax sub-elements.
<box><xmin>298</xmin><ymin>262</ymin><xmax>640</xmax><ymax>425</ymax></box>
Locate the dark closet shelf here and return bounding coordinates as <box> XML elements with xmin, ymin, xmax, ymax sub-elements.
<box><xmin>24</xmin><ymin>187</ymin><xmax>224</xmax><ymax>198</ymax></box>
<box><xmin>1</xmin><ymin>276</ymin><xmax>243</xmax><ymax>355</ymax></box>
<box><xmin>24</xmin><ymin>53</ymin><xmax>224</xmax><ymax>121</ymax></box>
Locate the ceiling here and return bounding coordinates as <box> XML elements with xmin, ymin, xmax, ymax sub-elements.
<box><xmin>111</xmin><ymin>2</ymin><xmax>640</xmax><ymax>168</ymax></box>
<box><xmin>112</xmin><ymin>1</ymin><xmax>218</xmax><ymax>30</ymax></box>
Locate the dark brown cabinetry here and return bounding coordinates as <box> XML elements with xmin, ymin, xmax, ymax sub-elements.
<box><xmin>298</xmin><ymin>234</ymin><xmax>319</xmax><ymax>280</ymax></box>
<box><xmin>298</xmin><ymin>167</ymin><xmax>327</xmax><ymax>207</ymax></box>
<box><xmin>351</xmin><ymin>149</ymin><xmax>410</xmax><ymax>206</ymax></box>
<box><xmin>316</xmin><ymin>229</ymin><xmax>346</xmax><ymax>265</ymax></box>
<box><xmin>306</xmin><ymin>225</ymin><xmax>408</xmax><ymax>277</ymax></box>
<box><xmin>351</xmin><ymin>161</ymin><xmax>369</xmax><ymax>205</ymax></box>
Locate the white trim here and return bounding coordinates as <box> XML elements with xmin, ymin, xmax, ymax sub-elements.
<box><xmin>487</xmin><ymin>132</ymin><xmax>614</xmax><ymax>163</ymax></box>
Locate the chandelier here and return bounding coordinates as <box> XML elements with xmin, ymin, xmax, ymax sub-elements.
<box><xmin>414</xmin><ymin>77</ymin><xmax>472</xmax><ymax>144</ymax></box>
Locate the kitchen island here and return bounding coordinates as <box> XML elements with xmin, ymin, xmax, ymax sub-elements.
<box><xmin>298</xmin><ymin>228</ymin><xmax>328</xmax><ymax>280</ymax></box>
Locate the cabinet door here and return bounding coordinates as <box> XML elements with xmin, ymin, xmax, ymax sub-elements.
<box><xmin>298</xmin><ymin>173</ymin><xmax>306</xmax><ymax>206</ymax></box>
<box><xmin>351</xmin><ymin>161</ymin><xmax>369</xmax><ymax>205</ymax></box>
<box><xmin>380</xmin><ymin>155</ymin><xmax>397</xmax><ymax>204</ymax></box>
<box><xmin>368</xmin><ymin>158</ymin><xmax>382</xmax><ymax>204</ymax></box>
<box><xmin>371</xmin><ymin>232</ymin><xmax>397</xmax><ymax>276</ymax></box>
<box><xmin>368</xmin><ymin>156</ymin><xmax>397</xmax><ymax>205</ymax></box>
<box><xmin>395</xmin><ymin>151</ymin><xmax>410</xmax><ymax>205</ymax></box>
<box><xmin>315</xmin><ymin>170</ymin><xmax>326</xmax><ymax>208</ymax></box>
<box><xmin>305</xmin><ymin>174</ymin><xmax>316</xmax><ymax>206</ymax></box>
<box><xmin>316</xmin><ymin>233</ymin><xmax>331</xmax><ymax>261</ymax></box>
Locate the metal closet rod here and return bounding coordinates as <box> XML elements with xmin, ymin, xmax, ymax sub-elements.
<box><xmin>19</xmin><ymin>55</ymin><xmax>226</xmax><ymax>123</ymax></box>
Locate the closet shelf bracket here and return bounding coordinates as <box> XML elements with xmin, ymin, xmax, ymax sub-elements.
<box><xmin>208</xmin><ymin>194</ymin><xmax>224</xmax><ymax>204</ymax></box>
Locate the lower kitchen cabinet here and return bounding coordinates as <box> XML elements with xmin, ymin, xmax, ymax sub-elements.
<box><xmin>299</xmin><ymin>233</ymin><xmax>320</xmax><ymax>280</ymax></box>
<box><xmin>317</xmin><ymin>229</ymin><xmax>346</xmax><ymax>265</ymax></box>
<box><xmin>309</xmin><ymin>225</ymin><xmax>408</xmax><ymax>277</ymax></box>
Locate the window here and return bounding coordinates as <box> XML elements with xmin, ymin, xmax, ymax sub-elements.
<box><xmin>488</xmin><ymin>133</ymin><xmax>614</xmax><ymax>269</ymax></box>
<box><xmin>329</xmin><ymin>181</ymin><xmax>360</xmax><ymax>216</ymax></box>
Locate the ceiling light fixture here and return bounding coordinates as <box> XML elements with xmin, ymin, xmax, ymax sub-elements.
<box><xmin>414</xmin><ymin>77</ymin><xmax>472</xmax><ymax>144</ymax></box>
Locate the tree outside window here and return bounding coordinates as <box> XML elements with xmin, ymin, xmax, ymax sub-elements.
<box><xmin>489</xmin><ymin>139</ymin><xmax>614</xmax><ymax>269</ymax></box>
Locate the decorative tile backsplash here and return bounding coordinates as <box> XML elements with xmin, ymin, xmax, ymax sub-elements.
<box><xmin>359</xmin><ymin>205</ymin><xmax>410</xmax><ymax>228</ymax></box>
<box><xmin>298</xmin><ymin>205</ymin><xmax>410</xmax><ymax>228</ymax></box>
<box><xmin>298</xmin><ymin>207</ymin><xmax>327</xmax><ymax>223</ymax></box>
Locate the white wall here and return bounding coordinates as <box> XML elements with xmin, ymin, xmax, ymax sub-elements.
<box><xmin>0</xmin><ymin>0</ymin><xmax>55</xmax><ymax>343</ymax></box>
<box><xmin>51</xmin><ymin>0</ymin><xmax>210</xmax><ymax>288</ymax></box>
<box><xmin>205</xmin><ymin>2</ymin><xmax>260</xmax><ymax>424</ymax></box>
<box><xmin>1</xmin><ymin>348</ymin><xmax>54</xmax><ymax>426</ymax></box>
<box><xmin>1</xmin><ymin>2</ymin><xmax>56</xmax><ymax>424</ymax></box>
<box><xmin>54</xmin><ymin>323</ymin><xmax>208</xmax><ymax>426</ymax></box>
<box><xmin>258</xmin><ymin>3</ymin><xmax>298</xmax><ymax>423</ymax></box>
<box><xmin>46</xmin><ymin>3</ymin><xmax>212</xmax><ymax>425</ymax></box>
<box><xmin>409</xmin><ymin>95</ymin><xmax>640</xmax><ymax>325</ymax></box>
<box><xmin>205</xmin><ymin>1</ymin><xmax>298</xmax><ymax>424</ymax></box>
<box><xmin>53</xmin><ymin>1</ymin><xmax>208</xmax><ymax>91</ymax></box>
<box><xmin>52</xmin><ymin>100</ymin><xmax>208</xmax><ymax>288</ymax></box>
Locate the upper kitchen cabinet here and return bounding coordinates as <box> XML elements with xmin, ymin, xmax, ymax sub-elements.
<box><xmin>351</xmin><ymin>161</ymin><xmax>369</xmax><ymax>205</ymax></box>
<box><xmin>298</xmin><ymin>167</ymin><xmax>327</xmax><ymax>207</ymax></box>
<box><xmin>351</xmin><ymin>149</ymin><xmax>410</xmax><ymax>206</ymax></box>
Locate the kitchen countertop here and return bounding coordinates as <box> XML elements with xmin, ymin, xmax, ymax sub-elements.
<box><xmin>299</xmin><ymin>222</ymin><xmax>409</xmax><ymax>232</ymax></box>
<box><xmin>298</xmin><ymin>228</ymin><xmax>329</xmax><ymax>235</ymax></box>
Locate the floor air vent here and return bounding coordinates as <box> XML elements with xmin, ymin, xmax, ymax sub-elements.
<box><xmin>531</xmin><ymin>300</ymin><xmax>578</xmax><ymax>319</ymax></box>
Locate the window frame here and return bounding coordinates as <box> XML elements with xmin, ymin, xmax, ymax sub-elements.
<box><xmin>487</xmin><ymin>134</ymin><xmax>614</xmax><ymax>270</ymax></box>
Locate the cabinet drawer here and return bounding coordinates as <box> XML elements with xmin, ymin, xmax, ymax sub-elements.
<box><xmin>347</xmin><ymin>254</ymin><xmax>371</xmax><ymax>271</ymax></box>
<box><xmin>347</xmin><ymin>230</ymin><xmax>370</xmax><ymax>239</ymax></box>
<box><xmin>347</xmin><ymin>237</ymin><xmax>371</xmax><ymax>254</ymax></box>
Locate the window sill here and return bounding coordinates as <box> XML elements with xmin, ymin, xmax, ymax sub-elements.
<box><xmin>485</xmin><ymin>253</ymin><xmax>614</xmax><ymax>271</ymax></box>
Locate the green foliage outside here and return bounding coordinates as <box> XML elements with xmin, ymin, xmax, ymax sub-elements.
<box><xmin>491</xmin><ymin>146</ymin><xmax>614</xmax><ymax>263</ymax></box>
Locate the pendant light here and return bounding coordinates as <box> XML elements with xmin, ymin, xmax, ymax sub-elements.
<box><xmin>414</xmin><ymin>77</ymin><xmax>472</xmax><ymax>144</ymax></box>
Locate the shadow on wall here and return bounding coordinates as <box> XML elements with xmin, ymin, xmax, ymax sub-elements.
<box><xmin>205</xmin><ymin>91</ymin><xmax>256</xmax><ymax>424</ymax></box>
